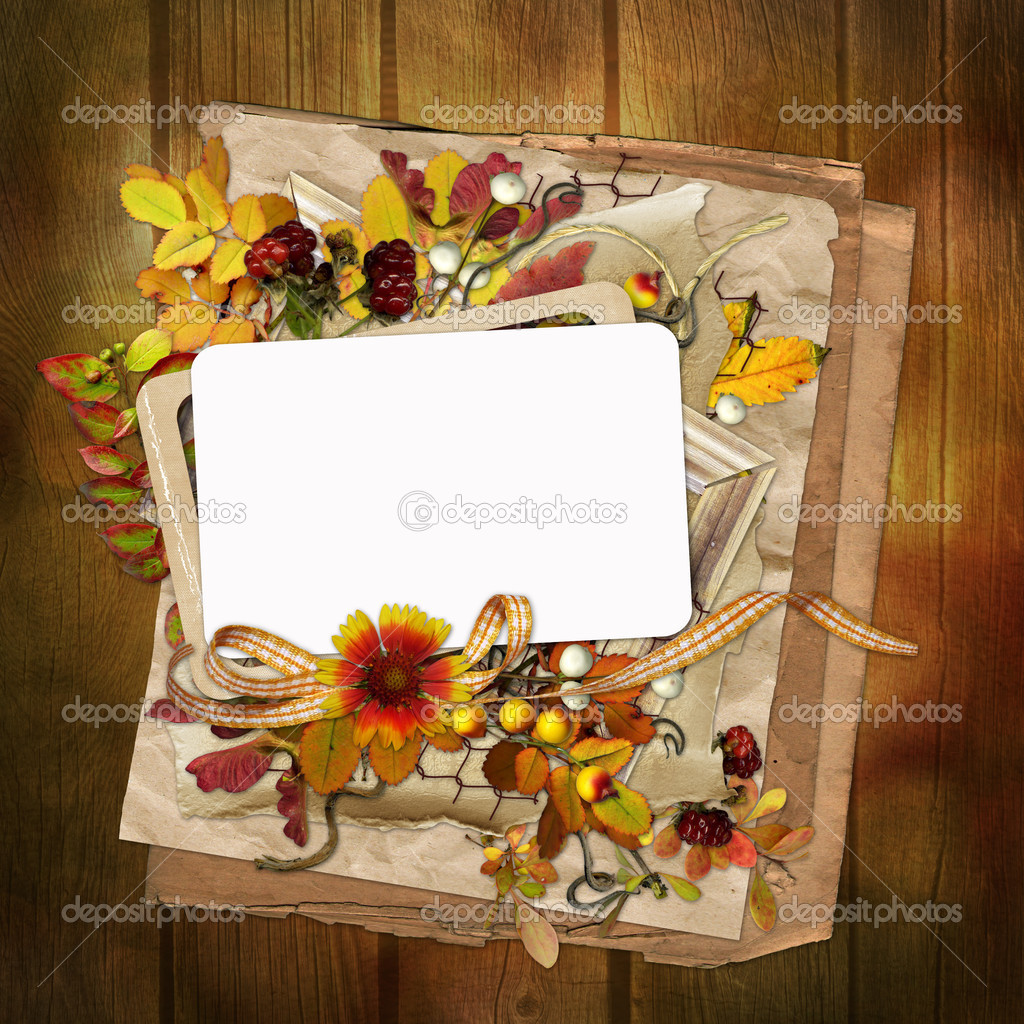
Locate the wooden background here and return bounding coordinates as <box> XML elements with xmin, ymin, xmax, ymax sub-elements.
<box><xmin>2</xmin><ymin>0</ymin><xmax>1020</xmax><ymax>1020</ymax></box>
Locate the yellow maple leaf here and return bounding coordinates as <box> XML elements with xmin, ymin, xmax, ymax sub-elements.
<box><xmin>422</xmin><ymin>149</ymin><xmax>468</xmax><ymax>227</ymax></box>
<box><xmin>120</xmin><ymin>178</ymin><xmax>187</xmax><ymax>229</ymax></box>
<box><xmin>210</xmin><ymin>315</ymin><xmax>256</xmax><ymax>345</ymax></box>
<box><xmin>152</xmin><ymin>221</ymin><xmax>216</xmax><ymax>270</ymax></box>
<box><xmin>708</xmin><ymin>336</ymin><xmax>829</xmax><ymax>408</ymax></box>
<box><xmin>230</xmin><ymin>195</ymin><xmax>267</xmax><ymax>244</ymax></box>
<box><xmin>201</xmin><ymin>136</ymin><xmax>229</xmax><ymax>193</ymax></box>
<box><xmin>209</xmin><ymin>238</ymin><xmax>250</xmax><ymax>284</ymax></box>
<box><xmin>125</xmin><ymin>163</ymin><xmax>163</xmax><ymax>180</ymax></box>
<box><xmin>361</xmin><ymin>174</ymin><xmax>413</xmax><ymax>246</ymax></box>
<box><xmin>185</xmin><ymin>168</ymin><xmax>230</xmax><ymax>231</ymax></box>
<box><xmin>135</xmin><ymin>266</ymin><xmax>190</xmax><ymax>303</ymax></box>
<box><xmin>259</xmin><ymin>193</ymin><xmax>297</xmax><ymax>231</ymax></box>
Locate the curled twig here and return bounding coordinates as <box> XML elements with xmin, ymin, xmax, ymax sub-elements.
<box><xmin>652</xmin><ymin>717</ymin><xmax>686</xmax><ymax>758</ymax></box>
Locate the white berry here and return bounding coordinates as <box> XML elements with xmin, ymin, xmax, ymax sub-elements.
<box><xmin>650</xmin><ymin>672</ymin><xmax>684</xmax><ymax>700</ymax></box>
<box><xmin>428</xmin><ymin>241</ymin><xmax>462</xmax><ymax>275</ymax></box>
<box><xmin>715</xmin><ymin>394</ymin><xmax>747</xmax><ymax>425</ymax></box>
<box><xmin>490</xmin><ymin>172</ymin><xmax>527</xmax><ymax>205</ymax></box>
<box><xmin>458</xmin><ymin>262</ymin><xmax>490</xmax><ymax>289</ymax></box>
<box><xmin>560</xmin><ymin>680</ymin><xmax>591</xmax><ymax>710</ymax></box>
<box><xmin>559</xmin><ymin>643</ymin><xmax>594</xmax><ymax>678</ymax></box>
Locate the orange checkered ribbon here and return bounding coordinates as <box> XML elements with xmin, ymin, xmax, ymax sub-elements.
<box><xmin>165</xmin><ymin>591</ymin><xmax>916</xmax><ymax>729</ymax></box>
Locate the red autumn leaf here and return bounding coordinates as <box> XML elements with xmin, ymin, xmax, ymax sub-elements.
<box><xmin>515</xmin><ymin>192</ymin><xmax>583</xmax><ymax>243</ymax></box>
<box><xmin>210</xmin><ymin>724</ymin><xmax>253</xmax><ymax>739</ymax></box>
<box><xmin>79</xmin><ymin>477</ymin><xmax>143</xmax><ymax>508</ymax></box>
<box><xmin>79</xmin><ymin>445</ymin><xmax>138</xmax><ymax>476</ymax></box>
<box><xmin>514</xmin><ymin>746</ymin><xmax>550</xmax><ymax>795</ymax></box>
<box><xmin>187</xmin><ymin>734</ymin><xmax>279</xmax><ymax>792</ymax></box>
<box><xmin>380</xmin><ymin>150</ymin><xmax>434</xmax><ymax>217</ymax></box>
<box><xmin>480</xmin><ymin>206</ymin><xmax>520</xmax><ymax>240</ymax></box>
<box><xmin>276</xmin><ymin>760</ymin><xmax>309</xmax><ymax>846</ymax></box>
<box><xmin>684</xmin><ymin>843</ymin><xmax>711</xmax><ymax>881</ymax></box>
<box><xmin>652</xmin><ymin>823</ymin><xmax>683</xmax><ymax>859</ymax></box>
<box><xmin>546</xmin><ymin>766</ymin><xmax>585</xmax><ymax>832</ymax></box>
<box><xmin>601</xmin><ymin>701</ymin><xmax>656</xmax><ymax>744</ymax></box>
<box><xmin>505</xmin><ymin>823</ymin><xmax>528</xmax><ymax>848</ymax></box>
<box><xmin>140</xmin><ymin>351</ymin><xmax>197</xmax><ymax>388</ymax></box>
<box><xmin>537</xmin><ymin>793</ymin><xmax>568</xmax><ymax>860</ymax></box>
<box><xmin>492</xmin><ymin>241</ymin><xmax>594</xmax><ymax>303</ymax></box>
<box><xmin>113</xmin><ymin>407</ymin><xmax>139</xmax><ymax>440</ymax></box>
<box><xmin>527</xmin><ymin>859</ymin><xmax>558</xmax><ymax>883</ymax></box>
<box><xmin>68</xmin><ymin>401</ymin><xmax>119</xmax><ymax>444</ymax></box>
<box><xmin>368</xmin><ymin>732</ymin><xmax>423</xmax><ymax>785</ymax></box>
<box><xmin>446</xmin><ymin>152</ymin><xmax>521</xmax><ymax>225</ymax></box>
<box><xmin>726</xmin><ymin>829</ymin><xmax>758</xmax><ymax>867</ymax></box>
<box><xmin>130</xmin><ymin>461</ymin><xmax>152</xmax><ymax>488</ymax></box>
<box><xmin>483</xmin><ymin>152</ymin><xmax>522</xmax><ymax>177</ymax></box>
<box><xmin>100</xmin><ymin>523</ymin><xmax>157</xmax><ymax>559</ymax></box>
<box><xmin>569</xmin><ymin>736</ymin><xmax>634</xmax><ymax>775</ymax></box>
<box><xmin>123</xmin><ymin>543</ymin><xmax>170</xmax><ymax>582</ymax></box>
<box><xmin>37</xmin><ymin>354</ymin><xmax>119</xmax><ymax>402</ymax></box>
<box><xmin>298</xmin><ymin>716</ymin><xmax>362</xmax><ymax>795</ymax></box>
<box><xmin>164</xmin><ymin>602</ymin><xmax>184</xmax><ymax>648</ymax></box>
<box><xmin>146</xmin><ymin>698</ymin><xmax>196</xmax><ymax>724</ymax></box>
<box><xmin>482</xmin><ymin>740</ymin><xmax>521</xmax><ymax>791</ymax></box>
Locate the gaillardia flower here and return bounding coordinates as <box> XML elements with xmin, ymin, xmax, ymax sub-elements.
<box><xmin>316</xmin><ymin>604</ymin><xmax>472</xmax><ymax>749</ymax></box>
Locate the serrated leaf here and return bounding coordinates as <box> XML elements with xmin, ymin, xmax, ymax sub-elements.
<box><xmin>125</xmin><ymin>163</ymin><xmax>163</xmax><ymax>180</ymax></box>
<box><xmin>482</xmin><ymin>740</ymin><xmax>520</xmax><ymax>791</ymax></box>
<box><xmin>187</xmin><ymin>734</ymin><xmax>278</xmax><ymax>793</ymax></box>
<box><xmin>79</xmin><ymin>477</ymin><xmax>143</xmax><ymax>507</ymax></box>
<box><xmin>125</xmin><ymin>328</ymin><xmax>173</xmax><ymax>372</ymax></box>
<box><xmin>210</xmin><ymin>238</ymin><xmax>250</xmax><ymax>284</ymax></box>
<box><xmin>192</xmin><ymin>268</ymin><xmax>229</xmax><ymax>305</ymax></box>
<box><xmin>601</xmin><ymin>701</ymin><xmax>656</xmax><ymax>745</ymax></box>
<box><xmin>298</xmin><ymin>717</ymin><xmax>362</xmax><ymax>795</ymax></box>
<box><xmin>747</xmin><ymin>787</ymin><xmax>787</xmax><ymax>823</ymax></box>
<box><xmin>515</xmin><ymin>903</ymin><xmax>559</xmax><ymax>968</ymax></box>
<box><xmin>424</xmin><ymin>725</ymin><xmax>464</xmax><ymax>751</ymax></box>
<box><xmin>186</xmin><ymin>167</ymin><xmax>229</xmax><ymax>231</ymax></box>
<box><xmin>569</xmin><ymin>736</ymin><xmax>634</xmax><ymax>774</ymax></box>
<box><xmin>37</xmin><ymin>354</ymin><xmax>119</xmax><ymax>402</ymax></box>
<box><xmin>157</xmin><ymin>300</ymin><xmax>215</xmax><ymax>352</ymax></box>
<box><xmin>589</xmin><ymin>784</ymin><xmax>652</xmax><ymax>837</ymax></box>
<box><xmin>230</xmin><ymin>194</ymin><xmax>267</xmax><ymax>243</ymax></box>
<box><xmin>652</xmin><ymin>824</ymin><xmax>683</xmax><ymax>859</ymax></box>
<box><xmin>726</xmin><ymin>829</ymin><xmax>758</xmax><ymax>867</ymax></box>
<box><xmin>514</xmin><ymin>746</ymin><xmax>550</xmax><ymax>795</ymax></box>
<box><xmin>210</xmin><ymin>314</ymin><xmax>256</xmax><ymax>346</ymax></box>
<box><xmin>124</xmin><ymin>543</ymin><xmax>169</xmax><ymax>581</ymax></box>
<box><xmin>722</xmin><ymin>296</ymin><xmax>758</xmax><ymax>340</ymax></box>
<box><xmin>141</xmin><ymin>352</ymin><xmax>196</xmax><ymax>387</ymax></box>
<box><xmin>201</xmin><ymin>136</ymin><xmax>229</xmax><ymax>192</ymax></box>
<box><xmin>229</xmin><ymin>276</ymin><xmax>262</xmax><ymax>314</ymax></box>
<box><xmin>68</xmin><ymin>401</ymin><xmax>118</xmax><ymax>443</ymax></box>
<box><xmin>113</xmin><ymin>407</ymin><xmax>138</xmax><ymax>440</ymax></box>
<box><xmin>79</xmin><ymin>445</ymin><xmax>138</xmax><ymax>476</ymax></box>
<box><xmin>361</xmin><ymin>173</ymin><xmax>413</xmax><ymax>246</ymax></box>
<box><xmin>100</xmin><ymin>523</ymin><xmax>157</xmax><ymax>558</ymax></box>
<box><xmin>662</xmin><ymin>873</ymin><xmax>701</xmax><ymax>901</ymax></box>
<box><xmin>766</xmin><ymin>825</ymin><xmax>814</xmax><ymax>858</ymax></box>
<box><xmin>153</xmin><ymin>221</ymin><xmax>216</xmax><ymax>270</ymax></box>
<box><xmin>276</xmin><ymin>761</ymin><xmax>309</xmax><ymax>846</ymax></box>
<box><xmin>684</xmin><ymin>843</ymin><xmax>711</xmax><ymax>881</ymax></box>
<box><xmin>423</xmin><ymin>149</ymin><xmax>468</xmax><ymax>227</ymax></box>
<box><xmin>136</xmin><ymin>266</ymin><xmax>190</xmax><ymax>303</ymax></box>
<box><xmin>259</xmin><ymin>192</ymin><xmax>297</xmax><ymax>231</ymax></box>
<box><xmin>749</xmin><ymin>869</ymin><xmax>776</xmax><ymax>931</ymax></box>
<box><xmin>546</xmin><ymin>766</ymin><xmax>585</xmax><ymax>831</ymax></box>
<box><xmin>164</xmin><ymin>602</ymin><xmax>184</xmax><ymax>648</ymax></box>
<box><xmin>492</xmin><ymin>241</ymin><xmax>594</xmax><ymax>303</ymax></box>
<box><xmin>120</xmin><ymin>177</ymin><xmax>187</xmax><ymax>228</ymax></box>
<box><xmin>368</xmin><ymin>731</ymin><xmax>422</xmax><ymax>785</ymax></box>
<box><xmin>537</xmin><ymin>793</ymin><xmax>568</xmax><ymax>860</ymax></box>
<box><xmin>588</xmin><ymin>655</ymin><xmax>643</xmax><ymax>703</ymax></box>
<box><xmin>514</xmin><ymin>193</ymin><xmax>582</xmax><ymax>244</ymax></box>
<box><xmin>709</xmin><ymin>336</ymin><xmax>829</xmax><ymax>408</ymax></box>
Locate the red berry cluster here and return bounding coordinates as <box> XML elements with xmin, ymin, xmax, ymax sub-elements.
<box><xmin>244</xmin><ymin>220</ymin><xmax>319</xmax><ymax>279</ymax></box>
<box><xmin>364</xmin><ymin>239</ymin><xmax>417</xmax><ymax>316</ymax></box>
<box><xmin>722</xmin><ymin>724</ymin><xmax>763</xmax><ymax>779</ymax></box>
<box><xmin>676</xmin><ymin>807</ymin><xmax>733</xmax><ymax>848</ymax></box>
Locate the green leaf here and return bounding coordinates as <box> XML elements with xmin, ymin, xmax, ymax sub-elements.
<box><xmin>113</xmin><ymin>407</ymin><xmax>138</xmax><ymax>440</ymax></box>
<box><xmin>125</xmin><ymin>329</ymin><xmax>173</xmax><ymax>372</ymax></box>
<box><xmin>597</xmin><ymin>892</ymin><xmax>628</xmax><ymax>938</ymax></box>
<box><xmin>569</xmin><ymin>736</ymin><xmax>635</xmax><ymax>774</ymax></box>
<box><xmin>298</xmin><ymin>716</ymin><xmax>362</xmax><ymax>795</ymax></box>
<box><xmin>590</xmin><ymin>784</ymin><xmax>652</xmax><ymax>837</ymax></box>
<box><xmin>747</xmin><ymin>787</ymin><xmax>787</xmax><ymax>823</ymax></box>
<box><xmin>546</xmin><ymin>766</ymin><xmax>585</xmax><ymax>832</ymax></box>
<box><xmin>164</xmin><ymin>602</ymin><xmax>185</xmax><ymax>648</ymax></box>
<box><xmin>495</xmin><ymin>863</ymin><xmax>514</xmax><ymax>896</ymax></box>
<box><xmin>37</xmin><ymin>354</ymin><xmax>119</xmax><ymax>402</ymax></box>
<box><xmin>99</xmin><ymin>523</ymin><xmax>157</xmax><ymax>558</ymax></box>
<box><xmin>663</xmin><ymin>873</ymin><xmax>701</xmax><ymax>901</ymax></box>
<box><xmin>140</xmin><ymin>352</ymin><xmax>197</xmax><ymax>388</ymax></box>
<box><xmin>123</xmin><ymin>543</ymin><xmax>169</xmax><ymax>581</ymax></box>
<box><xmin>68</xmin><ymin>401</ymin><xmax>119</xmax><ymax>444</ymax></box>
<box><xmin>517</xmin><ymin>881</ymin><xmax>545</xmax><ymax>899</ymax></box>
<box><xmin>79</xmin><ymin>477</ymin><xmax>144</xmax><ymax>508</ymax></box>
<box><xmin>182</xmin><ymin>438</ymin><xmax>196</xmax><ymax>469</ymax></box>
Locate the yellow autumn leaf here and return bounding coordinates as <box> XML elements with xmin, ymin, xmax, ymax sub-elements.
<box><xmin>361</xmin><ymin>174</ymin><xmax>412</xmax><ymax>246</ymax></box>
<box><xmin>708</xmin><ymin>336</ymin><xmax>829</xmax><ymax>408</ymax></box>
<box><xmin>320</xmin><ymin>219</ymin><xmax>368</xmax><ymax>262</ymax></box>
<box><xmin>201</xmin><ymin>135</ymin><xmax>229</xmax><ymax>193</ymax></box>
<box><xmin>259</xmin><ymin>192</ymin><xmax>297</xmax><ymax>231</ymax></box>
<box><xmin>210</xmin><ymin>239</ymin><xmax>250</xmax><ymax>285</ymax></box>
<box><xmin>135</xmin><ymin>266</ymin><xmax>190</xmax><ymax>303</ymax></box>
<box><xmin>229</xmin><ymin>277</ymin><xmax>262</xmax><ymax>314</ymax></box>
<box><xmin>185</xmin><ymin>168</ymin><xmax>230</xmax><ymax>231</ymax></box>
<box><xmin>723</xmin><ymin>297</ymin><xmax>757</xmax><ymax>340</ymax></box>
<box><xmin>157</xmin><ymin>300</ymin><xmax>217</xmax><ymax>352</ymax></box>
<box><xmin>192</xmin><ymin>268</ymin><xmax>230</xmax><ymax>305</ymax></box>
<box><xmin>124</xmin><ymin>328</ymin><xmax>172</xmax><ymax>372</ymax></box>
<box><xmin>230</xmin><ymin>194</ymin><xmax>267</xmax><ymax>243</ymax></box>
<box><xmin>210</xmin><ymin>315</ymin><xmax>256</xmax><ymax>345</ymax></box>
<box><xmin>422</xmin><ymin>149</ymin><xmax>468</xmax><ymax>227</ymax></box>
<box><xmin>120</xmin><ymin>178</ymin><xmax>187</xmax><ymax>229</ymax></box>
<box><xmin>164</xmin><ymin>174</ymin><xmax>198</xmax><ymax>220</ymax></box>
<box><xmin>125</xmin><ymin>163</ymin><xmax>163</xmax><ymax>180</ymax></box>
<box><xmin>152</xmin><ymin>221</ymin><xmax>216</xmax><ymax>270</ymax></box>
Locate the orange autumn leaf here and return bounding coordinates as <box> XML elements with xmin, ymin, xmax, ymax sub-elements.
<box><xmin>260</xmin><ymin>192</ymin><xmax>297</xmax><ymax>231</ymax></box>
<box><xmin>192</xmin><ymin>269</ymin><xmax>229</xmax><ymax>305</ymax></box>
<box><xmin>120</xmin><ymin>177</ymin><xmax>187</xmax><ymax>229</ymax></box>
<box><xmin>588</xmin><ymin>654</ymin><xmax>643</xmax><ymax>703</ymax></box>
<box><xmin>684</xmin><ymin>843</ymin><xmax>711</xmax><ymax>881</ymax></box>
<box><xmin>514</xmin><ymin>746</ymin><xmax>550</xmax><ymax>795</ymax></box>
<box><xmin>185</xmin><ymin>167</ymin><xmax>230</xmax><ymax>231</ymax></box>
<box><xmin>230</xmin><ymin>194</ymin><xmax>267</xmax><ymax>244</ymax></box>
<box><xmin>708</xmin><ymin>335</ymin><xmax>829</xmax><ymax>408</ymax></box>
<box><xmin>423</xmin><ymin>725</ymin><xmax>464</xmax><ymax>752</ymax></box>
<box><xmin>229</xmin><ymin>277</ymin><xmax>262</xmax><ymax>315</ymax></box>
<box><xmin>164</xmin><ymin>174</ymin><xmax>198</xmax><ymax>220</ymax></box>
<box><xmin>210</xmin><ymin>315</ymin><xmax>256</xmax><ymax>346</ymax></box>
<box><xmin>738</xmin><ymin>822</ymin><xmax>792</xmax><ymax>850</ymax></box>
<box><xmin>601</xmin><ymin>701</ymin><xmax>656</xmax><ymax>744</ymax></box>
<box><xmin>748</xmin><ymin>869</ymin><xmax>777</xmax><ymax>931</ymax></box>
<box><xmin>545</xmin><ymin>766</ymin><xmax>585</xmax><ymax>831</ymax></box>
<box><xmin>157</xmin><ymin>300</ymin><xmax>216</xmax><ymax>352</ymax></box>
<box><xmin>201</xmin><ymin>135</ymin><xmax>229</xmax><ymax>193</ymax></box>
<box><xmin>125</xmin><ymin>163</ymin><xmax>163</xmax><ymax>180</ymax></box>
<box><xmin>368</xmin><ymin>731</ymin><xmax>422</xmax><ymax>785</ymax></box>
<box><xmin>726</xmin><ymin>830</ymin><xmax>758</xmax><ymax>867</ymax></box>
<box><xmin>152</xmin><ymin>221</ymin><xmax>215</xmax><ymax>270</ymax></box>
<box><xmin>297</xmin><ymin>716</ymin><xmax>361</xmax><ymax>795</ymax></box>
<box><xmin>135</xmin><ymin>266</ymin><xmax>190</xmax><ymax>303</ymax></box>
<box><xmin>707</xmin><ymin>845</ymin><xmax>730</xmax><ymax>870</ymax></box>
<box><xmin>568</xmin><ymin>736</ymin><xmax>634</xmax><ymax>774</ymax></box>
<box><xmin>765</xmin><ymin>825</ymin><xmax>814</xmax><ymax>858</ymax></box>
<box><xmin>747</xmin><ymin>787</ymin><xmax>787</xmax><ymax>822</ymax></box>
<box><xmin>652</xmin><ymin>823</ymin><xmax>682</xmax><ymax>859</ymax></box>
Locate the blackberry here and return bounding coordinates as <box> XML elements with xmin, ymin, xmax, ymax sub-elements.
<box><xmin>676</xmin><ymin>806</ymin><xmax>733</xmax><ymax>848</ymax></box>
<box><xmin>721</xmin><ymin>724</ymin><xmax>763</xmax><ymax>779</ymax></box>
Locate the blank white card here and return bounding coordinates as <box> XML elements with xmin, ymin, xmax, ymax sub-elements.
<box><xmin>190</xmin><ymin>323</ymin><xmax>689</xmax><ymax>653</ymax></box>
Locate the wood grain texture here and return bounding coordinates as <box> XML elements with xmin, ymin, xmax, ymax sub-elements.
<box><xmin>2</xmin><ymin>0</ymin><xmax>1020</xmax><ymax>1020</ymax></box>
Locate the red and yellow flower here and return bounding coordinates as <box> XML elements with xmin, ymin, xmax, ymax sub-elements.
<box><xmin>316</xmin><ymin>604</ymin><xmax>472</xmax><ymax>749</ymax></box>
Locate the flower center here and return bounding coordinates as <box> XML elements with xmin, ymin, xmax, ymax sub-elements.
<box><xmin>365</xmin><ymin>651</ymin><xmax>420</xmax><ymax>706</ymax></box>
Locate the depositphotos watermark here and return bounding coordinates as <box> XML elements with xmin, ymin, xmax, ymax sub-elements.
<box><xmin>778</xmin><ymin>896</ymin><xmax>962</xmax><ymax>928</ymax></box>
<box><xmin>60</xmin><ymin>695</ymin><xmax>253</xmax><ymax>729</ymax></box>
<box><xmin>779</xmin><ymin>496</ymin><xmax>963</xmax><ymax>528</ymax></box>
<box><xmin>62</xmin><ymin>896</ymin><xmax>244</xmax><ymax>928</ymax></box>
<box><xmin>778</xmin><ymin>96</ymin><xmax>963</xmax><ymax>130</ymax></box>
<box><xmin>433</xmin><ymin>298</ymin><xmax>605</xmax><ymax>328</ymax></box>
<box><xmin>61</xmin><ymin>96</ymin><xmax>245</xmax><ymax>129</ymax></box>
<box><xmin>778</xmin><ymin>296</ymin><xmax>963</xmax><ymax>329</ymax></box>
<box><xmin>420</xmin><ymin>894</ymin><xmax>595</xmax><ymax>926</ymax></box>
<box><xmin>398</xmin><ymin>492</ymin><xmax>628</xmax><ymax>531</ymax></box>
<box><xmin>420</xmin><ymin>96</ymin><xmax>605</xmax><ymax>130</ymax></box>
<box><xmin>778</xmin><ymin>696</ymin><xmax>963</xmax><ymax>729</ymax></box>
<box><xmin>61</xmin><ymin>296</ymin><xmax>156</xmax><ymax>329</ymax></box>
<box><xmin>61</xmin><ymin>495</ymin><xmax>246</xmax><ymax>527</ymax></box>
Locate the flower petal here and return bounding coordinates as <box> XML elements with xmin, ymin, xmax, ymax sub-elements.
<box><xmin>419</xmin><ymin>654</ymin><xmax>469</xmax><ymax>681</ymax></box>
<box><xmin>318</xmin><ymin>686</ymin><xmax>367</xmax><ymax>719</ymax></box>
<box><xmin>352</xmin><ymin>697</ymin><xmax>383</xmax><ymax>748</ymax></box>
<box><xmin>376</xmin><ymin>704</ymin><xmax>421</xmax><ymax>749</ymax></box>
<box><xmin>421</xmin><ymin>677</ymin><xmax>474</xmax><ymax>703</ymax></box>
<box><xmin>315</xmin><ymin>658</ymin><xmax>368</xmax><ymax>688</ymax></box>
<box><xmin>332</xmin><ymin>610</ymin><xmax>380</xmax><ymax>666</ymax></box>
